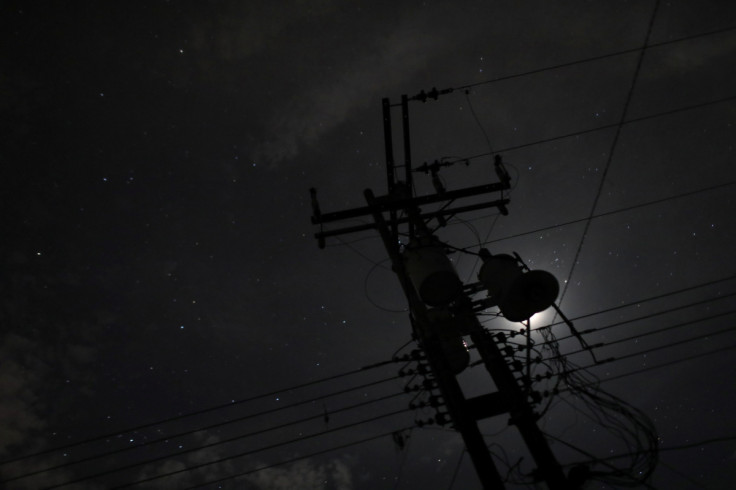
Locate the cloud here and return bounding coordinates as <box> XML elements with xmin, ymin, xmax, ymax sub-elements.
<box><xmin>0</xmin><ymin>334</ymin><xmax>49</xmax><ymax>456</ymax></box>
<box><xmin>128</xmin><ymin>432</ymin><xmax>352</xmax><ymax>490</ymax></box>
<box><xmin>250</xmin><ymin>16</ymin><xmax>453</xmax><ymax>166</ymax></box>
<box><xmin>0</xmin><ymin>332</ymin><xmax>106</xmax><ymax>490</ymax></box>
<box><xmin>0</xmin><ymin>268</ymin><xmax>102</xmax><ymax>488</ymax></box>
<box><xmin>242</xmin><ymin>458</ymin><xmax>353</xmax><ymax>490</ymax></box>
<box><xmin>189</xmin><ymin>0</ymin><xmax>340</xmax><ymax>61</ymax></box>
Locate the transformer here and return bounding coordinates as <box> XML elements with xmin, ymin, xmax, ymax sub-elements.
<box><xmin>478</xmin><ymin>252</ymin><xmax>559</xmax><ymax>322</ymax></box>
<box><xmin>403</xmin><ymin>237</ymin><xmax>462</xmax><ymax>306</ymax></box>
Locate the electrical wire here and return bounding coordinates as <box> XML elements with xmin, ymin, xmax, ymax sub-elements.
<box><xmin>655</xmin><ymin>459</ymin><xmax>707</xmax><ymax>490</ymax></box>
<box><xmin>103</xmin><ymin>408</ymin><xmax>413</xmax><ymax>490</ymax></box>
<box><xmin>561</xmin><ymin>434</ymin><xmax>736</xmax><ymax>489</ymax></box>
<box><xmin>563</xmin><ymin>318</ymin><xmax>736</xmax><ymax>376</ymax></box>
<box><xmin>546</xmin><ymin>433</ymin><xmax>659</xmax><ymax>489</ymax></box>
<box><xmin>588</xmin><ymin>341</ymin><xmax>736</xmax><ymax>388</ymax></box>
<box><xmin>441</xmin><ymin>94</ymin><xmax>736</xmax><ymax>168</ymax></box>
<box><xmin>557</xmin><ymin>0</ymin><xmax>661</xmax><ymax>316</ymax></box>
<box><xmin>0</xmin><ymin>362</ymin><xmax>400</xmax><ymax>467</ymax></box>
<box><xmin>182</xmin><ymin>425</ymin><xmax>417</xmax><ymax>490</ymax></box>
<box><xmin>335</xmin><ymin>235</ymin><xmax>391</xmax><ymax>270</ymax></box>
<box><xmin>364</xmin><ymin>256</ymin><xmax>409</xmax><ymax>313</ymax></box>
<box><xmin>2</xmin><ymin>377</ymin><xmax>405</xmax><ymax>484</ymax></box>
<box><xmin>391</xmin><ymin>428</ymin><xmax>413</xmax><ymax>490</ymax></box>
<box><xmin>464</xmin><ymin>89</ymin><xmax>495</xmax><ymax>158</ymax></box>
<box><xmin>446</xmin><ymin>448</ymin><xmax>465</xmax><ymax>490</ymax></box>
<box><xmin>467</xmin><ymin>213</ymin><xmax>501</xmax><ymax>282</ymax></box>
<box><xmin>468</xmin><ymin>181</ymin><xmax>734</xmax><ymax>249</ymax></box>
<box><xmin>568</xmin><ymin>308</ymin><xmax>736</xmax><ymax>356</ymax></box>
<box><xmin>47</xmin><ymin>402</ymin><xmax>411</xmax><ymax>489</ymax></box>
<box><xmin>320</xmin><ymin>96</ymin><xmax>736</xmax><ymax>253</ymax></box>
<box><xmin>541</xmin><ymin>292</ymin><xmax>736</xmax><ymax>346</ymax></box>
<box><xmin>452</xmin><ymin>25</ymin><xmax>736</xmax><ymax>92</ymax></box>
<box><xmin>532</xmin><ymin>274</ymin><xmax>736</xmax><ymax>333</ymax></box>
<box><xmin>567</xmin><ymin>433</ymin><xmax>736</xmax><ymax>464</ymax></box>
<box><xmin>455</xmin><ymin>87</ymin><xmax>509</xmax><ymax>279</ymax></box>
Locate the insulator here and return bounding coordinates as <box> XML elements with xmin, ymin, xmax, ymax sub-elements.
<box><xmin>494</xmin><ymin>155</ymin><xmax>511</xmax><ymax>187</ymax></box>
<box><xmin>503</xmin><ymin>346</ymin><xmax>515</xmax><ymax>357</ymax></box>
<box><xmin>422</xmin><ymin>378</ymin><xmax>437</xmax><ymax>390</ymax></box>
<box><xmin>309</xmin><ymin>187</ymin><xmax>322</xmax><ymax>218</ymax></box>
<box><xmin>495</xmin><ymin>332</ymin><xmax>507</xmax><ymax>343</ymax></box>
<box><xmin>432</xmin><ymin>174</ymin><xmax>445</xmax><ymax>194</ymax></box>
<box><xmin>511</xmin><ymin>360</ymin><xmax>523</xmax><ymax>372</ymax></box>
<box><xmin>530</xmin><ymin>391</ymin><xmax>542</xmax><ymax>404</ymax></box>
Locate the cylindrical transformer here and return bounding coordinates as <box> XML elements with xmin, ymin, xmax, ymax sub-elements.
<box><xmin>403</xmin><ymin>238</ymin><xmax>462</xmax><ymax>306</ymax></box>
<box><xmin>425</xmin><ymin>309</ymin><xmax>470</xmax><ymax>374</ymax></box>
<box><xmin>440</xmin><ymin>337</ymin><xmax>470</xmax><ymax>375</ymax></box>
<box><xmin>478</xmin><ymin>253</ymin><xmax>560</xmax><ymax>322</ymax></box>
<box><xmin>477</xmin><ymin>253</ymin><xmax>520</xmax><ymax>297</ymax></box>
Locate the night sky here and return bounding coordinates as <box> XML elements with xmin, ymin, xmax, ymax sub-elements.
<box><xmin>2</xmin><ymin>1</ymin><xmax>736</xmax><ymax>489</ymax></box>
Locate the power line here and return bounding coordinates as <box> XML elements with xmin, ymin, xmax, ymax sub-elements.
<box><xmin>544</xmin><ymin>291</ymin><xmax>736</xmax><ymax>346</ymax></box>
<box><xmin>50</xmin><ymin>400</ymin><xmax>410</xmax><ymax>489</ymax></box>
<box><xmin>444</xmin><ymin>93</ymin><xmax>736</xmax><ymax>167</ymax></box>
<box><xmin>462</xmin><ymin>181</ymin><xmax>734</xmax><ymax>249</ymax></box>
<box><xmin>182</xmin><ymin>425</ymin><xmax>417</xmax><ymax>490</ymax></box>
<box><xmin>447</xmin><ymin>448</ymin><xmax>466</xmax><ymax>490</ymax></box>
<box><xmin>105</xmin><ymin>408</ymin><xmax>412</xmax><ymax>490</ymax></box>
<box><xmin>0</xmin><ymin>361</ymin><xmax>398</xmax><ymax>467</ymax></box>
<box><xmin>559</xmin><ymin>435</ymin><xmax>736</xmax><ymax>490</ymax></box>
<box><xmin>557</xmin><ymin>0</ymin><xmax>661</xmax><ymax>314</ymax></box>
<box><xmin>656</xmin><ymin>459</ymin><xmax>708</xmax><ymax>490</ymax></box>
<box><xmin>452</xmin><ymin>25</ymin><xmax>736</xmax><ymax>92</ymax></box>
<box><xmin>545</xmin><ymin>433</ymin><xmax>659</xmax><ymax>490</ymax></box>
<box><xmin>532</xmin><ymin>274</ymin><xmax>736</xmax><ymax>333</ymax></box>
<box><xmin>555</xmin><ymin>308</ymin><xmax>736</xmax><ymax>360</ymax></box>
<box><xmin>581</xmin><ymin>341</ymin><xmax>736</xmax><ymax>388</ymax></box>
<box><xmin>391</xmin><ymin>429</ymin><xmax>414</xmax><ymax>490</ymax></box>
<box><xmin>566</xmin><ymin>433</ymin><xmax>736</xmax><ymax>463</ymax></box>
<box><xmin>563</xmin><ymin>317</ymin><xmax>736</xmax><ymax>376</ymax></box>
<box><xmin>2</xmin><ymin>377</ymin><xmax>405</xmax><ymax>485</ymax></box>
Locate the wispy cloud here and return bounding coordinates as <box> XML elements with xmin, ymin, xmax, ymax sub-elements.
<box><xmin>250</xmin><ymin>18</ymin><xmax>452</xmax><ymax>165</ymax></box>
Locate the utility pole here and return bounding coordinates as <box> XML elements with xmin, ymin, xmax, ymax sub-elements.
<box><xmin>310</xmin><ymin>90</ymin><xmax>570</xmax><ymax>489</ymax></box>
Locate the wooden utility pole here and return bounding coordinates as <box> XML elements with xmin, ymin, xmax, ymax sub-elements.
<box><xmin>310</xmin><ymin>92</ymin><xmax>569</xmax><ymax>489</ymax></box>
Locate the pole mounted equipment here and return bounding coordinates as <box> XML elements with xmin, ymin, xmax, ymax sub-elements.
<box><xmin>309</xmin><ymin>92</ymin><xmax>572</xmax><ymax>489</ymax></box>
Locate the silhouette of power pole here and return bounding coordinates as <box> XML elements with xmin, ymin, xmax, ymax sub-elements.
<box><xmin>310</xmin><ymin>91</ymin><xmax>570</xmax><ymax>489</ymax></box>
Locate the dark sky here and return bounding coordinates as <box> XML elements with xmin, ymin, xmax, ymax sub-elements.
<box><xmin>2</xmin><ymin>1</ymin><xmax>736</xmax><ymax>488</ymax></box>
